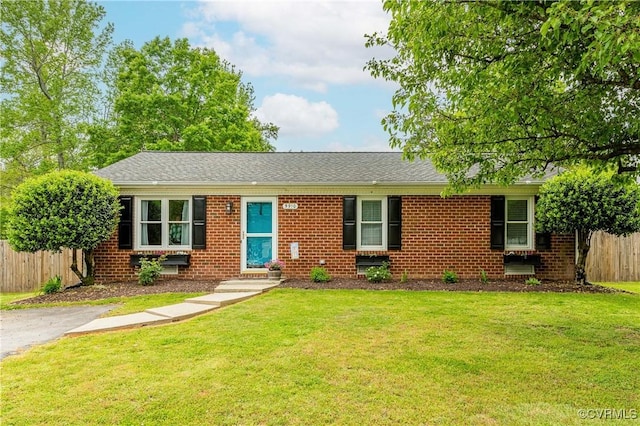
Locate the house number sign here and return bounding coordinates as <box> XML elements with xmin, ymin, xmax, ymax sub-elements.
<box><xmin>282</xmin><ymin>203</ymin><xmax>298</xmax><ymax>210</ymax></box>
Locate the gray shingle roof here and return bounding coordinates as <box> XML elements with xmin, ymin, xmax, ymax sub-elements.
<box><xmin>95</xmin><ymin>151</ymin><xmax>450</xmax><ymax>185</ymax></box>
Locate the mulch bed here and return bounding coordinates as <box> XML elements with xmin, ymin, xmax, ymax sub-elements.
<box><xmin>279</xmin><ymin>278</ymin><xmax>619</xmax><ymax>293</ymax></box>
<box><xmin>12</xmin><ymin>277</ymin><xmax>619</xmax><ymax>305</ymax></box>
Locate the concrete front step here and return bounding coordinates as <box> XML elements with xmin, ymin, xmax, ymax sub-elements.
<box><xmin>215</xmin><ymin>279</ymin><xmax>281</xmax><ymax>293</ymax></box>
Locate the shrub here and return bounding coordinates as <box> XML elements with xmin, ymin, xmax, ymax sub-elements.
<box><xmin>310</xmin><ymin>266</ymin><xmax>331</xmax><ymax>283</ymax></box>
<box><xmin>442</xmin><ymin>270</ymin><xmax>458</xmax><ymax>284</ymax></box>
<box><xmin>400</xmin><ymin>269</ymin><xmax>409</xmax><ymax>283</ymax></box>
<box><xmin>480</xmin><ymin>269</ymin><xmax>489</xmax><ymax>284</ymax></box>
<box><xmin>42</xmin><ymin>275</ymin><xmax>62</xmax><ymax>294</ymax></box>
<box><xmin>138</xmin><ymin>256</ymin><xmax>166</xmax><ymax>286</ymax></box>
<box><xmin>525</xmin><ymin>277</ymin><xmax>541</xmax><ymax>286</ymax></box>
<box><xmin>366</xmin><ymin>262</ymin><xmax>392</xmax><ymax>283</ymax></box>
<box><xmin>7</xmin><ymin>170</ymin><xmax>120</xmax><ymax>286</ymax></box>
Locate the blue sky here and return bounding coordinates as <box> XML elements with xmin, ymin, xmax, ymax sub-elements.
<box><xmin>98</xmin><ymin>0</ymin><xmax>398</xmax><ymax>152</ymax></box>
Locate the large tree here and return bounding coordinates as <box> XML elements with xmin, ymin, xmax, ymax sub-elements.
<box><xmin>366</xmin><ymin>0</ymin><xmax>640</xmax><ymax>192</ymax></box>
<box><xmin>7</xmin><ymin>171</ymin><xmax>121</xmax><ymax>286</ymax></box>
<box><xmin>90</xmin><ymin>37</ymin><xmax>278</xmax><ymax>168</ymax></box>
<box><xmin>536</xmin><ymin>169</ymin><xmax>640</xmax><ymax>285</ymax></box>
<box><xmin>0</xmin><ymin>0</ymin><xmax>113</xmax><ymax>190</ymax></box>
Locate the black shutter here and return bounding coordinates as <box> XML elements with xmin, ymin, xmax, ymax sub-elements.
<box><xmin>388</xmin><ymin>196</ymin><xmax>402</xmax><ymax>250</ymax></box>
<box><xmin>490</xmin><ymin>196</ymin><xmax>505</xmax><ymax>250</ymax></box>
<box><xmin>118</xmin><ymin>196</ymin><xmax>133</xmax><ymax>249</ymax></box>
<box><xmin>192</xmin><ymin>196</ymin><xmax>206</xmax><ymax>249</ymax></box>
<box><xmin>534</xmin><ymin>196</ymin><xmax>552</xmax><ymax>250</ymax></box>
<box><xmin>343</xmin><ymin>196</ymin><xmax>357</xmax><ymax>250</ymax></box>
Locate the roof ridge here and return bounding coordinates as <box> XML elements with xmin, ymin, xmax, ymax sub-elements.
<box><xmin>137</xmin><ymin>151</ymin><xmax>402</xmax><ymax>154</ymax></box>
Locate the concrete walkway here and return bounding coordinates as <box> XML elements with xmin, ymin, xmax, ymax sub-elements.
<box><xmin>65</xmin><ymin>279</ymin><xmax>280</xmax><ymax>336</ymax></box>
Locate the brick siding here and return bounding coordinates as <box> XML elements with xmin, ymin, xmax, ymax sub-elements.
<box><xmin>94</xmin><ymin>194</ymin><xmax>575</xmax><ymax>282</ymax></box>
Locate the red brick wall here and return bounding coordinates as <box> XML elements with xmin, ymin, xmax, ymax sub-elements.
<box><xmin>94</xmin><ymin>194</ymin><xmax>575</xmax><ymax>282</ymax></box>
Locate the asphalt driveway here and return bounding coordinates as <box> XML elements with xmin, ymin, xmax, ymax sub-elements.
<box><xmin>1</xmin><ymin>305</ymin><xmax>115</xmax><ymax>360</ymax></box>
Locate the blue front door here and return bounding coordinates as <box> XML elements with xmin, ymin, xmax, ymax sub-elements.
<box><xmin>242</xmin><ymin>197</ymin><xmax>277</xmax><ymax>271</ymax></box>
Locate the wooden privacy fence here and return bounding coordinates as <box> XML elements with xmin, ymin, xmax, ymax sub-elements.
<box><xmin>586</xmin><ymin>232</ymin><xmax>640</xmax><ymax>282</ymax></box>
<box><xmin>0</xmin><ymin>240</ymin><xmax>83</xmax><ymax>293</ymax></box>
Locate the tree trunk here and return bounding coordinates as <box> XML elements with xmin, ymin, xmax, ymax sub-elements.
<box><xmin>70</xmin><ymin>249</ymin><xmax>84</xmax><ymax>283</ymax></box>
<box><xmin>82</xmin><ymin>248</ymin><xmax>95</xmax><ymax>286</ymax></box>
<box><xmin>69</xmin><ymin>248</ymin><xmax>95</xmax><ymax>286</ymax></box>
<box><xmin>575</xmin><ymin>229</ymin><xmax>593</xmax><ymax>285</ymax></box>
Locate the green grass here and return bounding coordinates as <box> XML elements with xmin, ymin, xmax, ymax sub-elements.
<box><xmin>0</xmin><ymin>292</ymin><xmax>36</xmax><ymax>306</ymax></box>
<box><xmin>597</xmin><ymin>281</ymin><xmax>640</xmax><ymax>294</ymax></box>
<box><xmin>2</xmin><ymin>289</ymin><xmax>639</xmax><ymax>425</ymax></box>
<box><xmin>0</xmin><ymin>292</ymin><xmax>207</xmax><ymax>316</ymax></box>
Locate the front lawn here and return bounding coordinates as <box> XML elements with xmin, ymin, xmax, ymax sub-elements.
<box><xmin>2</xmin><ymin>289</ymin><xmax>638</xmax><ymax>425</ymax></box>
<box><xmin>597</xmin><ymin>281</ymin><xmax>640</xmax><ymax>294</ymax></box>
<box><xmin>0</xmin><ymin>292</ymin><xmax>207</xmax><ymax>316</ymax></box>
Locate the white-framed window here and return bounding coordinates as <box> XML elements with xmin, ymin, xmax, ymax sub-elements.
<box><xmin>505</xmin><ymin>196</ymin><xmax>534</xmax><ymax>250</ymax></box>
<box><xmin>137</xmin><ymin>198</ymin><xmax>191</xmax><ymax>250</ymax></box>
<box><xmin>357</xmin><ymin>197</ymin><xmax>387</xmax><ymax>250</ymax></box>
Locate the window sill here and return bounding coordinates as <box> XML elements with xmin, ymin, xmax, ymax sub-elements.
<box><xmin>130</xmin><ymin>254</ymin><xmax>191</xmax><ymax>267</ymax></box>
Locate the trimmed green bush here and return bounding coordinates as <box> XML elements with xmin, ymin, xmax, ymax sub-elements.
<box><xmin>442</xmin><ymin>270</ymin><xmax>459</xmax><ymax>284</ymax></box>
<box><xmin>366</xmin><ymin>262</ymin><xmax>392</xmax><ymax>283</ymax></box>
<box><xmin>138</xmin><ymin>256</ymin><xmax>166</xmax><ymax>286</ymax></box>
<box><xmin>42</xmin><ymin>276</ymin><xmax>62</xmax><ymax>294</ymax></box>
<box><xmin>310</xmin><ymin>267</ymin><xmax>331</xmax><ymax>283</ymax></box>
<box><xmin>7</xmin><ymin>170</ymin><xmax>120</xmax><ymax>286</ymax></box>
<box><xmin>525</xmin><ymin>277</ymin><xmax>541</xmax><ymax>286</ymax></box>
<box><xmin>536</xmin><ymin>169</ymin><xmax>640</xmax><ymax>284</ymax></box>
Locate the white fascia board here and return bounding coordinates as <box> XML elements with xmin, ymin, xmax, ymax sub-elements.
<box><xmin>115</xmin><ymin>181</ymin><xmax>541</xmax><ymax>197</ymax></box>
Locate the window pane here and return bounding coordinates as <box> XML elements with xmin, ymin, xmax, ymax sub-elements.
<box><xmin>169</xmin><ymin>223</ymin><xmax>189</xmax><ymax>245</ymax></box>
<box><xmin>247</xmin><ymin>202</ymin><xmax>272</xmax><ymax>233</ymax></box>
<box><xmin>507</xmin><ymin>200</ymin><xmax>528</xmax><ymax>221</ymax></box>
<box><xmin>362</xmin><ymin>200</ymin><xmax>382</xmax><ymax>221</ymax></box>
<box><xmin>507</xmin><ymin>223</ymin><xmax>528</xmax><ymax>245</ymax></box>
<box><xmin>142</xmin><ymin>200</ymin><xmax>162</xmax><ymax>221</ymax></box>
<box><xmin>142</xmin><ymin>223</ymin><xmax>162</xmax><ymax>245</ymax></box>
<box><xmin>169</xmin><ymin>200</ymin><xmax>189</xmax><ymax>221</ymax></box>
<box><xmin>361</xmin><ymin>223</ymin><xmax>382</xmax><ymax>245</ymax></box>
<box><xmin>246</xmin><ymin>236</ymin><xmax>272</xmax><ymax>268</ymax></box>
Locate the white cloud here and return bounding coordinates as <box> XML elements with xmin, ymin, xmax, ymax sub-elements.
<box><xmin>255</xmin><ymin>93</ymin><xmax>339</xmax><ymax>137</ymax></box>
<box><xmin>181</xmin><ymin>0</ymin><xmax>392</xmax><ymax>91</ymax></box>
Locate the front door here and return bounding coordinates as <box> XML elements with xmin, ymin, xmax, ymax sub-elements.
<box><xmin>241</xmin><ymin>197</ymin><xmax>277</xmax><ymax>272</ymax></box>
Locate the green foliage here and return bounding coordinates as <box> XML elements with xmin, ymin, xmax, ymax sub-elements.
<box><xmin>442</xmin><ymin>270</ymin><xmax>459</xmax><ymax>284</ymax></box>
<box><xmin>138</xmin><ymin>256</ymin><xmax>166</xmax><ymax>286</ymax></box>
<box><xmin>309</xmin><ymin>267</ymin><xmax>331</xmax><ymax>283</ymax></box>
<box><xmin>41</xmin><ymin>276</ymin><xmax>62</xmax><ymax>295</ymax></box>
<box><xmin>536</xmin><ymin>169</ymin><xmax>640</xmax><ymax>236</ymax></box>
<box><xmin>7</xmin><ymin>171</ymin><xmax>120</xmax><ymax>252</ymax></box>
<box><xmin>365</xmin><ymin>262</ymin><xmax>392</xmax><ymax>283</ymax></box>
<box><xmin>91</xmin><ymin>37</ymin><xmax>278</xmax><ymax>168</ymax></box>
<box><xmin>480</xmin><ymin>269</ymin><xmax>489</xmax><ymax>284</ymax></box>
<box><xmin>525</xmin><ymin>278</ymin><xmax>541</xmax><ymax>286</ymax></box>
<box><xmin>366</xmin><ymin>1</ymin><xmax>640</xmax><ymax>192</ymax></box>
<box><xmin>400</xmin><ymin>269</ymin><xmax>409</xmax><ymax>284</ymax></box>
<box><xmin>0</xmin><ymin>0</ymin><xmax>113</xmax><ymax>198</ymax></box>
<box><xmin>536</xmin><ymin>169</ymin><xmax>640</xmax><ymax>284</ymax></box>
<box><xmin>7</xmin><ymin>170</ymin><xmax>120</xmax><ymax>285</ymax></box>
